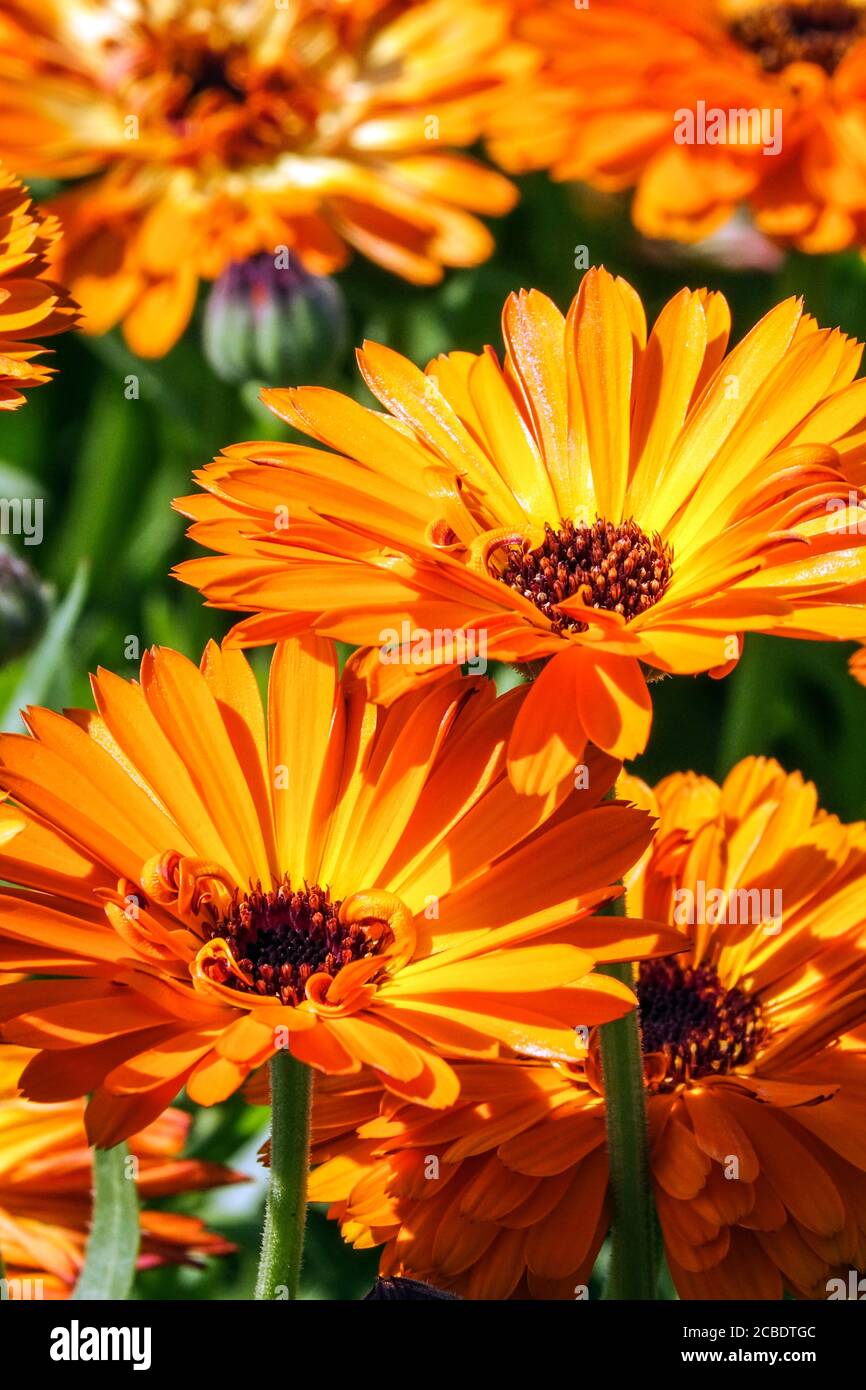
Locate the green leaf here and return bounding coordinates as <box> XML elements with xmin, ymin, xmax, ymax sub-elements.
<box><xmin>49</xmin><ymin>373</ymin><xmax>150</xmax><ymax>593</ymax></box>
<box><xmin>72</xmin><ymin>1141</ymin><xmax>141</xmax><ymax>1302</ymax></box>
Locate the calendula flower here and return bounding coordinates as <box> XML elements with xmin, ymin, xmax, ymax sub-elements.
<box><xmin>489</xmin><ymin>0</ymin><xmax>866</xmax><ymax>253</ymax></box>
<box><xmin>309</xmin><ymin>757</ymin><xmax>866</xmax><ymax>1300</ymax></box>
<box><xmin>0</xmin><ymin>166</ymin><xmax>78</xmax><ymax>407</ymax></box>
<box><xmin>0</xmin><ymin>636</ymin><xmax>680</xmax><ymax>1146</ymax></box>
<box><xmin>176</xmin><ymin>267</ymin><xmax>866</xmax><ymax>796</ymax></box>
<box><xmin>0</xmin><ymin>1041</ymin><xmax>241</xmax><ymax>1297</ymax></box>
<box><xmin>849</xmin><ymin>644</ymin><xmax>866</xmax><ymax>683</ymax></box>
<box><xmin>0</xmin><ymin>0</ymin><xmax>524</xmax><ymax>357</ymax></box>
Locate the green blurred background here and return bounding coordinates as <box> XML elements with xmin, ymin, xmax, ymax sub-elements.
<box><xmin>5</xmin><ymin>172</ymin><xmax>866</xmax><ymax>1298</ymax></box>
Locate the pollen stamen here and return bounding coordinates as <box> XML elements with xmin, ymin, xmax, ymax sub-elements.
<box><xmin>202</xmin><ymin>878</ymin><xmax>386</xmax><ymax>1006</ymax></box>
<box><xmin>731</xmin><ymin>1</ymin><xmax>866</xmax><ymax>74</ymax></box>
<box><xmin>638</xmin><ymin>958</ymin><xmax>766</xmax><ymax>1091</ymax></box>
<box><xmin>496</xmin><ymin>517</ymin><xmax>673</xmax><ymax>634</ymax></box>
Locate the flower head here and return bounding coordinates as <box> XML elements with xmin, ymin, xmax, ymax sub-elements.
<box><xmin>490</xmin><ymin>0</ymin><xmax>866</xmax><ymax>253</ymax></box>
<box><xmin>0</xmin><ymin>636</ymin><xmax>680</xmax><ymax>1145</ymax></box>
<box><xmin>0</xmin><ymin>166</ymin><xmax>78</xmax><ymax>407</ymax></box>
<box><xmin>309</xmin><ymin>757</ymin><xmax>866</xmax><ymax>1299</ymax></box>
<box><xmin>176</xmin><ymin>268</ymin><xmax>866</xmax><ymax>795</ymax></box>
<box><xmin>0</xmin><ymin>1040</ymin><xmax>241</xmax><ymax>1297</ymax></box>
<box><xmin>0</xmin><ymin>0</ymin><xmax>524</xmax><ymax>355</ymax></box>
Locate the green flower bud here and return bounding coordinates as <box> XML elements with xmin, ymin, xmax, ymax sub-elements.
<box><xmin>202</xmin><ymin>255</ymin><xmax>349</xmax><ymax>385</ymax></box>
<box><xmin>0</xmin><ymin>545</ymin><xmax>49</xmax><ymax>664</ymax></box>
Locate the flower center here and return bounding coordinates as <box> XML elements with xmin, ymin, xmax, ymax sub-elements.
<box><xmin>730</xmin><ymin>1</ymin><xmax>866</xmax><ymax>73</ymax></box>
<box><xmin>497</xmin><ymin>518</ymin><xmax>673</xmax><ymax>633</ymax></box>
<box><xmin>169</xmin><ymin>42</ymin><xmax>246</xmax><ymax>109</ymax></box>
<box><xmin>201</xmin><ymin>879</ymin><xmax>386</xmax><ymax>1005</ymax></box>
<box><xmin>638</xmin><ymin>957</ymin><xmax>765</xmax><ymax>1089</ymax></box>
<box><xmin>115</xmin><ymin>22</ymin><xmax>322</xmax><ymax>165</ymax></box>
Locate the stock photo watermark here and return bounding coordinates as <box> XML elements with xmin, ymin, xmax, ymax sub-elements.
<box><xmin>0</xmin><ymin>497</ymin><xmax>43</xmax><ymax>546</ymax></box>
<box><xmin>673</xmin><ymin>882</ymin><xmax>783</xmax><ymax>936</ymax></box>
<box><xmin>378</xmin><ymin>623</ymin><xmax>488</xmax><ymax>675</ymax></box>
<box><xmin>674</xmin><ymin>102</ymin><xmax>782</xmax><ymax>156</ymax></box>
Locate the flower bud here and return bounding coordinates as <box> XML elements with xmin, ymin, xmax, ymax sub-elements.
<box><xmin>363</xmin><ymin>1276</ymin><xmax>461</xmax><ymax>1300</ymax></box>
<box><xmin>203</xmin><ymin>254</ymin><xmax>349</xmax><ymax>385</ymax></box>
<box><xmin>0</xmin><ymin>545</ymin><xmax>49</xmax><ymax>664</ymax></box>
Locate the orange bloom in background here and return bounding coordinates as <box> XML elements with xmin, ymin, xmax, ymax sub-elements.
<box><xmin>309</xmin><ymin>757</ymin><xmax>866</xmax><ymax>1300</ymax></box>
<box><xmin>0</xmin><ymin>634</ymin><xmax>682</xmax><ymax>1147</ymax></box>
<box><xmin>0</xmin><ymin>166</ymin><xmax>78</xmax><ymax>408</ymax></box>
<box><xmin>849</xmin><ymin>643</ymin><xmax>866</xmax><ymax>683</ymax></box>
<box><xmin>176</xmin><ymin>267</ymin><xmax>866</xmax><ymax>796</ymax></box>
<box><xmin>0</xmin><ymin>0</ymin><xmax>526</xmax><ymax>357</ymax></box>
<box><xmin>490</xmin><ymin>0</ymin><xmax>866</xmax><ymax>253</ymax></box>
<box><xmin>0</xmin><ymin>1041</ymin><xmax>241</xmax><ymax>1298</ymax></box>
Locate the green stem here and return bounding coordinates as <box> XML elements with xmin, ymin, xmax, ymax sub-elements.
<box><xmin>598</xmin><ymin>896</ymin><xmax>657</xmax><ymax>1300</ymax></box>
<box><xmin>715</xmin><ymin>634</ymin><xmax>759</xmax><ymax>778</ymax></box>
<box><xmin>254</xmin><ymin>1049</ymin><xmax>313</xmax><ymax>1301</ymax></box>
<box><xmin>72</xmin><ymin>1139</ymin><xmax>140</xmax><ymax>1300</ymax></box>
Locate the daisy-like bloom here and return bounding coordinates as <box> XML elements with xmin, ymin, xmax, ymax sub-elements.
<box><xmin>309</xmin><ymin>757</ymin><xmax>866</xmax><ymax>1299</ymax></box>
<box><xmin>176</xmin><ymin>267</ymin><xmax>866</xmax><ymax>797</ymax></box>
<box><xmin>0</xmin><ymin>635</ymin><xmax>682</xmax><ymax>1147</ymax></box>
<box><xmin>0</xmin><ymin>1041</ymin><xmax>241</xmax><ymax>1298</ymax></box>
<box><xmin>489</xmin><ymin>0</ymin><xmax>866</xmax><ymax>253</ymax></box>
<box><xmin>0</xmin><ymin>166</ymin><xmax>78</xmax><ymax>407</ymax></box>
<box><xmin>0</xmin><ymin>0</ymin><xmax>524</xmax><ymax>357</ymax></box>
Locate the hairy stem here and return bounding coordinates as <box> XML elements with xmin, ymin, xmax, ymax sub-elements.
<box><xmin>598</xmin><ymin>895</ymin><xmax>657</xmax><ymax>1300</ymax></box>
<box><xmin>254</xmin><ymin>1049</ymin><xmax>313</xmax><ymax>1301</ymax></box>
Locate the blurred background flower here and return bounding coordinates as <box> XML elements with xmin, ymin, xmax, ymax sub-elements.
<box><xmin>491</xmin><ymin>0</ymin><xmax>866</xmax><ymax>255</ymax></box>
<box><xmin>0</xmin><ymin>0</ymin><xmax>524</xmax><ymax>355</ymax></box>
<box><xmin>0</xmin><ymin>1041</ymin><xmax>243</xmax><ymax>1298</ymax></box>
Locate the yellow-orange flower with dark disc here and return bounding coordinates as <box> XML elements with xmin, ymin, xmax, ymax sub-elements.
<box><xmin>0</xmin><ymin>1041</ymin><xmax>242</xmax><ymax>1298</ymax></box>
<box><xmin>489</xmin><ymin>0</ymin><xmax>866</xmax><ymax>253</ymax></box>
<box><xmin>175</xmin><ymin>267</ymin><xmax>866</xmax><ymax>796</ymax></box>
<box><xmin>0</xmin><ymin>0</ymin><xmax>526</xmax><ymax>357</ymax></box>
<box><xmin>0</xmin><ymin>166</ymin><xmax>78</xmax><ymax>407</ymax></box>
<box><xmin>0</xmin><ymin>635</ymin><xmax>682</xmax><ymax>1147</ymax></box>
<box><xmin>308</xmin><ymin>757</ymin><xmax>866</xmax><ymax>1299</ymax></box>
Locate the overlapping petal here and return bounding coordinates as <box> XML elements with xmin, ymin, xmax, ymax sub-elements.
<box><xmin>488</xmin><ymin>0</ymin><xmax>866</xmax><ymax>255</ymax></box>
<box><xmin>0</xmin><ymin>165</ymin><xmax>78</xmax><ymax>407</ymax></box>
<box><xmin>0</xmin><ymin>635</ymin><xmax>682</xmax><ymax>1143</ymax></box>
<box><xmin>177</xmin><ymin>269</ymin><xmax>866</xmax><ymax>794</ymax></box>
<box><xmin>308</xmin><ymin>758</ymin><xmax>866</xmax><ymax>1299</ymax></box>
<box><xmin>0</xmin><ymin>1040</ymin><xmax>241</xmax><ymax>1297</ymax></box>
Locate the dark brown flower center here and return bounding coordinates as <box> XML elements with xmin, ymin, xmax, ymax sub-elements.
<box><xmin>202</xmin><ymin>879</ymin><xmax>385</xmax><ymax>1005</ymax></box>
<box><xmin>638</xmin><ymin>958</ymin><xmax>766</xmax><ymax>1090</ymax></box>
<box><xmin>730</xmin><ymin>1</ymin><xmax>866</xmax><ymax>74</ymax></box>
<box><xmin>118</xmin><ymin>25</ymin><xmax>320</xmax><ymax>165</ymax></box>
<box><xmin>497</xmin><ymin>518</ymin><xmax>673</xmax><ymax>633</ymax></box>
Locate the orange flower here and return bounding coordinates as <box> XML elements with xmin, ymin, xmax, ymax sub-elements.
<box><xmin>0</xmin><ymin>0</ymin><xmax>525</xmax><ymax>356</ymax></box>
<box><xmin>489</xmin><ymin>0</ymin><xmax>866</xmax><ymax>253</ymax></box>
<box><xmin>309</xmin><ymin>757</ymin><xmax>866</xmax><ymax>1300</ymax></box>
<box><xmin>0</xmin><ymin>635</ymin><xmax>681</xmax><ymax>1146</ymax></box>
<box><xmin>176</xmin><ymin>267</ymin><xmax>866</xmax><ymax>796</ymax></box>
<box><xmin>849</xmin><ymin>644</ymin><xmax>866</xmax><ymax>683</ymax></box>
<box><xmin>0</xmin><ymin>1041</ymin><xmax>241</xmax><ymax>1298</ymax></box>
<box><xmin>0</xmin><ymin>166</ymin><xmax>78</xmax><ymax>407</ymax></box>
